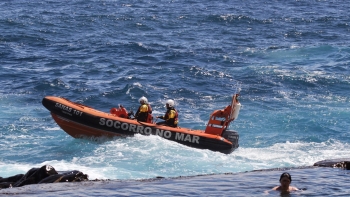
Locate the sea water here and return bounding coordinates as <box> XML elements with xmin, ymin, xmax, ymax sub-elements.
<box><xmin>1</xmin><ymin>0</ymin><xmax>350</xmax><ymax>196</ymax></box>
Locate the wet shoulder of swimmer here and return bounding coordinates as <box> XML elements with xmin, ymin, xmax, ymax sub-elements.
<box><xmin>272</xmin><ymin>172</ymin><xmax>299</xmax><ymax>192</ymax></box>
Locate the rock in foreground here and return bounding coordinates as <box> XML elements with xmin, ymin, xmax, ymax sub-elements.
<box><xmin>0</xmin><ymin>165</ymin><xmax>88</xmax><ymax>189</ymax></box>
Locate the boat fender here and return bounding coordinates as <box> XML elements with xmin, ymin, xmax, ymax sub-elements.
<box><xmin>232</xmin><ymin>103</ymin><xmax>241</xmax><ymax>120</ymax></box>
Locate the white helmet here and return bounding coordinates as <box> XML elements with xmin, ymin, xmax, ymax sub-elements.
<box><xmin>166</xmin><ymin>99</ymin><xmax>175</xmax><ymax>108</ymax></box>
<box><xmin>139</xmin><ymin>96</ymin><xmax>148</xmax><ymax>104</ymax></box>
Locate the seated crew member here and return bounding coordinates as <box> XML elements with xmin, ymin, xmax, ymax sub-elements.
<box><xmin>135</xmin><ymin>96</ymin><xmax>152</xmax><ymax>122</ymax></box>
<box><xmin>156</xmin><ymin>99</ymin><xmax>178</xmax><ymax>127</ymax></box>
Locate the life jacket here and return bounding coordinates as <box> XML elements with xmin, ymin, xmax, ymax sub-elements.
<box><xmin>165</xmin><ymin>108</ymin><xmax>178</xmax><ymax>126</ymax></box>
<box><xmin>137</xmin><ymin>104</ymin><xmax>153</xmax><ymax>123</ymax></box>
<box><xmin>139</xmin><ymin>104</ymin><xmax>149</xmax><ymax>113</ymax></box>
<box><xmin>173</xmin><ymin>109</ymin><xmax>179</xmax><ymax>125</ymax></box>
<box><xmin>139</xmin><ymin>104</ymin><xmax>152</xmax><ymax>114</ymax></box>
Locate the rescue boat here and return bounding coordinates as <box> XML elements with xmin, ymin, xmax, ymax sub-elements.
<box><xmin>42</xmin><ymin>95</ymin><xmax>241</xmax><ymax>154</ymax></box>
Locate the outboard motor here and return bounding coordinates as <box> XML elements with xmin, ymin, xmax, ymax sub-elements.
<box><xmin>222</xmin><ymin>130</ymin><xmax>239</xmax><ymax>149</ymax></box>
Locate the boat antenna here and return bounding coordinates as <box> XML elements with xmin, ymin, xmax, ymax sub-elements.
<box><xmin>234</xmin><ymin>81</ymin><xmax>242</xmax><ymax>95</ymax></box>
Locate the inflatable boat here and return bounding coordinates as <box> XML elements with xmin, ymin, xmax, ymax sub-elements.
<box><xmin>42</xmin><ymin>95</ymin><xmax>241</xmax><ymax>154</ymax></box>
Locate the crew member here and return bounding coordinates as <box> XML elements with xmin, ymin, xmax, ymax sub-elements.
<box><xmin>135</xmin><ymin>96</ymin><xmax>152</xmax><ymax>122</ymax></box>
<box><xmin>156</xmin><ymin>99</ymin><xmax>178</xmax><ymax>127</ymax></box>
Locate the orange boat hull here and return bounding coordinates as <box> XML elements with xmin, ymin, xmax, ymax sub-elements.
<box><xmin>42</xmin><ymin>96</ymin><xmax>239</xmax><ymax>154</ymax></box>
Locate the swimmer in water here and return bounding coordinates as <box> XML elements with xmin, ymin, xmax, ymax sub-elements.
<box><xmin>272</xmin><ymin>172</ymin><xmax>299</xmax><ymax>193</ymax></box>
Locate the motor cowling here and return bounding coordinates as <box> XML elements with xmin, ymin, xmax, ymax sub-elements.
<box><xmin>222</xmin><ymin>130</ymin><xmax>239</xmax><ymax>149</ymax></box>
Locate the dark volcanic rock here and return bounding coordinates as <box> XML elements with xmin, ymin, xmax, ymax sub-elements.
<box><xmin>314</xmin><ymin>158</ymin><xmax>350</xmax><ymax>170</ymax></box>
<box><xmin>0</xmin><ymin>165</ymin><xmax>88</xmax><ymax>189</ymax></box>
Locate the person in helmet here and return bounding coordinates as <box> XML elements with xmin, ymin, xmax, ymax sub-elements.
<box><xmin>135</xmin><ymin>96</ymin><xmax>152</xmax><ymax>122</ymax></box>
<box><xmin>156</xmin><ymin>99</ymin><xmax>178</xmax><ymax>127</ymax></box>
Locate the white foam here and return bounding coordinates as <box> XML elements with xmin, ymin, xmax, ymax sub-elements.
<box><xmin>232</xmin><ymin>139</ymin><xmax>350</xmax><ymax>170</ymax></box>
<box><xmin>1</xmin><ymin>137</ymin><xmax>349</xmax><ymax>180</ymax></box>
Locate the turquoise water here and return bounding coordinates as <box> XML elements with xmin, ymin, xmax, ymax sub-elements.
<box><xmin>1</xmin><ymin>1</ymin><xmax>350</xmax><ymax>196</ymax></box>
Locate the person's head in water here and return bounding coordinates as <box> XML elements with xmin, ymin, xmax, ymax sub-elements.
<box><xmin>271</xmin><ymin>172</ymin><xmax>298</xmax><ymax>193</ymax></box>
<box><xmin>280</xmin><ymin>172</ymin><xmax>292</xmax><ymax>182</ymax></box>
<box><xmin>279</xmin><ymin>172</ymin><xmax>292</xmax><ymax>189</ymax></box>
